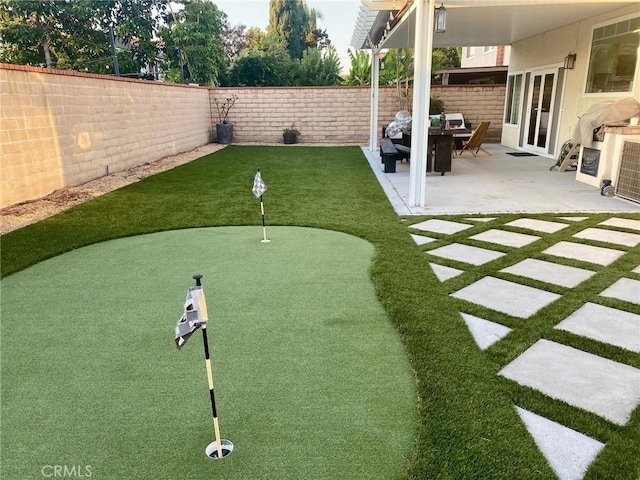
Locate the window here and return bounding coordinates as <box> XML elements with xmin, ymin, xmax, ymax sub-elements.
<box><xmin>483</xmin><ymin>46</ymin><xmax>496</xmax><ymax>54</ymax></box>
<box><xmin>585</xmin><ymin>16</ymin><xmax>639</xmax><ymax>93</ymax></box>
<box><xmin>505</xmin><ymin>74</ymin><xmax>523</xmax><ymax>125</ymax></box>
<box><xmin>465</xmin><ymin>47</ymin><xmax>475</xmax><ymax>59</ymax></box>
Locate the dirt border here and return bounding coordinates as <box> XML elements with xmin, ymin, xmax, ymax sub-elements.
<box><xmin>0</xmin><ymin>144</ymin><xmax>226</xmax><ymax>235</ymax></box>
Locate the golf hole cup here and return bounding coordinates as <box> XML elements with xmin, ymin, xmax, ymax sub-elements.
<box><xmin>205</xmin><ymin>439</ymin><xmax>234</xmax><ymax>459</ymax></box>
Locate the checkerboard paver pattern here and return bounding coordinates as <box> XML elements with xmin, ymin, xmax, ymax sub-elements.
<box><xmin>410</xmin><ymin>214</ymin><xmax>640</xmax><ymax>478</ymax></box>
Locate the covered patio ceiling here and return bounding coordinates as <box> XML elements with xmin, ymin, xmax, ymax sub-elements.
<box><xmin>352</xmin><ymin>0</ymin><xmax>637</xmax><ymax>49</ymax></box>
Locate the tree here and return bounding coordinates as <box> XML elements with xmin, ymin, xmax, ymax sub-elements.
<box><xmin>0</xmin><ymin>0</ymin><xmax>103</xmax><ymax>69</ymax></box>
<box><xmin>432</xmin><ymin>47</ymin><xmax>460</xmax><ymax>71</ymax></box>
<box><xmin>344</xmin><ymin>49</ymin><xmax>371</xmax><ymax>86</ymax></box>
<box><xmin>268</xmin><ymin>0</ymin><xmax>308</xmax><ymax>60</ymax></box>
<box><xmin>244</xmin><ymin>27</ymin><xmax>265</xmax><ymax>51</ymax></box>
<box><xmin>221</xmin><ymin>23</ymin><xmax>247</xmax><ymax>63</ymax></box>
<box><xmin>295</xmin><ymin>46</ymin><xmax>340</xmax><ymax>86</ymax></box>
<box><xmin>160</xmin><ymin>0</ymin><xmax>226</xmax><ymax>85</ymax></box>
<box><xmin>228</xmin><ymin>33</ymin><xmax>293</xmax><ymax>86</ymax></box>
<box><xmin>379</xmin><ymin>48</ymin><xmax>413</xmax><ymax>111</ymax></box>
<box><xmin>304</xmin><ymin>7</ymin><xmax>329</xmax><ymax>51</ymax></box>
<box><xmin>0</xmin><ymin>0</ymin><xmax>165</xmax><ymax>75</ymax></box>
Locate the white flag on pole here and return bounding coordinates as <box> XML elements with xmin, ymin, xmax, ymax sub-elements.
<box><xmin>175</xmin><ymin>285</ymin><xmax>208</xmax><ymax>349</ymax></box>
<box><xmin>252</xmin><ymin>170</ymin><xmax>267</xmax><ymax>198</ymax></box>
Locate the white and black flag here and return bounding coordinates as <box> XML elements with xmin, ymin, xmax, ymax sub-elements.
<box><xmin>252</xmin><ymin>170</ymin><xmax>267</xmax><ymax>198</ymax></box>
<box><xmin>175</xmin><ymin>285</ymin><xmax>208</xmax><ymax>349</ymax></box>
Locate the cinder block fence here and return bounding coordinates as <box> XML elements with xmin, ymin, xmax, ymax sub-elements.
<box><xmin>1</xmin><ymin>63</ymin><xmax>505</xmax><ymax>209</ymax></box>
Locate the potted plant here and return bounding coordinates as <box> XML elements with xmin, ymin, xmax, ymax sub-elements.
<box><xmin>213</xmin><ymin>94</ymin><xmax>238</xmax><ymax>144</ymax></box>
<box><xmin>283</xmin><ymin>125</ymin><xmax>300</xmax><ymax>144</ymax></box>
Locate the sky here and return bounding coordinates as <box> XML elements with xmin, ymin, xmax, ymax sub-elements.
<box><xmin>213</xmin><ymin>1</ymin><xmax>363</xmax><ymax>74</ymax></box>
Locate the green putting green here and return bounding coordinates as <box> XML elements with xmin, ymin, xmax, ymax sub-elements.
<box><xmin>1</xmin><ymin>226</ymin><xmax>416</xmax><ymax>480</ymax></box>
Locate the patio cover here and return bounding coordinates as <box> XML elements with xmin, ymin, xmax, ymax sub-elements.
<box><xmin>352</xmin><ymin>0</ymin><xmax>637</xmax><ymax>207</ymax></box>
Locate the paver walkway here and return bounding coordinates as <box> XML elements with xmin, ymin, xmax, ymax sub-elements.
<box><xmin>410</xmin><ymin>214</ymin><xmax>640</xmax><ymax>480</ymax></box>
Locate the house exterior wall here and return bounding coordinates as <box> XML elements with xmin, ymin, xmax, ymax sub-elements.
<box><xmin>0</xmin><ymin>64</ymin><xmax>210</xmax><ymax>209</ymax></box>
<box><xmin>502</xmin><ymin>5</ymin><xmax>640</xmax><ymax>152</ymax></box>
<box><xmin>461</xmin><ymin>46</ymin><xmax>511</xmax><ymax>68</ymax></box>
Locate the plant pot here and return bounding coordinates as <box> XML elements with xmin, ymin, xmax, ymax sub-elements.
<box><xmin>216</xmin><ymin>123</ymin><xmax>233</xmax><ymax>144</ymax></box>
<box><xmin>283</xmin><ymin>133</ymin><xmax>297</xmax><ymax>144</ymax></box>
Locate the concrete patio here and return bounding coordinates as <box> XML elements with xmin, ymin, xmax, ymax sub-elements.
<box><xmin>362</xmin><ymin>143</ymin><xmax>640</xmax><ymax>215</ymax></box>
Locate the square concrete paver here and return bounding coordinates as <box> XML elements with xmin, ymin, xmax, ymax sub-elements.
<box><xmin>411</xmin><ymin>234</ymin><xmax>437</xmax><ymax>246</ymax></box>
<box><xmin>501</xmin><ymin>259</ymin><xmax>595</xmax><ymax>288</ymax></box>
<box><xmin>505</xmin><ymin>218</ymin><xmax>569</xmax><ymax>234</ymax></box>
<box><xmin>430</xmin><ymin>263</ymin><xmax>464</xmax><ymax>282</ymax></box>
<box><xmin>470</xmin><ymin>229</ymin><xmax>540</xmax><ymax>248</ymax></box>
<box><xmin>411</xmin><ymin>219</ymin><xmax>473</xmax><ymax>235</ymax></box>
<box><xmin>428</xmin><ymin>243</ymin><xmax>506</xmax><ymax>266</ymax></box>
<box><xmin>516</xmin><ymin>407</ymin><xmax>604</xmax><ymax>480</ymax></box>
<box><xmin>460</xmin><ymin>312</ymin><xmax>512</xmax><ymax>350</ymax></box>
<box><xmin>555</xmin><ymin>303</ymin><xmax>640</xmax><ymax>353</ymax></box>
<box><xmin>543</xmin><ymin>241</ymin><xmax>625</xmax><ymax>266</ymax></box>
<box><xmin>573</xmin><ymin>227</ymin><xmax>640</xmax><ymax>247</ymax></box>
<box><xmin>500</xmin><ymin>339</ymin><xmax>640</xmax><ymax>425</ymax></box>
<box><xmin>599</xmin><ymin>278</ymin><xmax>640</xmax><ymax>305</ymax></box>
<box><xmin>451</xmin><ymin>277</ymin><xmax>560</xmax><ymax>318</ymax></box>
<box><xmin>599</xmin><ymin>217</ymin><xmax>640</xmax><ymax>232</ymax></box>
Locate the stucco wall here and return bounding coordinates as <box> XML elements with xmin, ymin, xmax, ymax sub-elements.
<box><xmin>209</xmin><ymin>84</ymin><xmax>505</xmax><ymax>144</ymax></box>
<box><xmin>0</xmin><ymin>64</ymin><xmax>210</xmax><ymax>209</ymax></box>
<box><xmin>504</xmin><ymin>5</ymin><xmax>640</xmax><ymax>151</ymax></box>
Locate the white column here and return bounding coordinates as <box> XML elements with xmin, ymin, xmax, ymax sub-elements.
<box><xmin>369</xmin><ymin>49</ymin><xmax>380</xmax><ymax>152</ymax></box>
<box><xmin>408</xmin><ymin>0</ymin><xmax>435</xmax><ymax>207</ymax></box>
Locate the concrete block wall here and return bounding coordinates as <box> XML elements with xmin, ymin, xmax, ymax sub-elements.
<box><xmin>210</xmin><ymin>84</ymin><xmax>505</xmax><ymax>144</ymax></box>
<box><xmin>210</xmin><ymin>86</ymin><xmax>373</xmax><ymax>144</ymax></box>
<box><xmin>430</xmin><ymin>85</ymin><xmax>506</xmax><ymax>142</ymax></box>
<box><xmin>1</xmin><ymin>63</ymin><xmax>210</xmax><ymax>209</ymax></box>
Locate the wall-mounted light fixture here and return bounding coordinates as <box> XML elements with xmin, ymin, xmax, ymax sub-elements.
<box><xmin>564</xmin><ymin>52</ymin><xmax>577</xmax><ymax>70</ymax></box>
<box><xmin>435</xmin><ymin>3</ymin><xmax>447</xmax><ymax>33</ymax></box>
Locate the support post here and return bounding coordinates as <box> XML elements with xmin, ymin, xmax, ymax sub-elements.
<box><xmin>369</xmin><ymin>48</ymin><xmax>381</xmax><ymax>152</ymax></box>
<box><xmin>408</xmin><ymin>0</ymin><xmax>436</xmax><ymax>207</ymax></box>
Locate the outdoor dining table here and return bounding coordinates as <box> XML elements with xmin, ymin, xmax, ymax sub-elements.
<box><xmin>403</xmin><ymin>128</ymin><xmax>472</xmax><ymax>175</ymax></box>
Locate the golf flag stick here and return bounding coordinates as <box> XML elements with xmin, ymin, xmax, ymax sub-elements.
<box><xmin>193</xmin><ymin>275</ymin><xmax>233</xmax><ymax>459</ymax></box>
<box><xmin>176</xmin><ymin>275</ymin><xmax>233</xmax><ymax>459</ymax></box>
<box><xmin>252</xmin><ymin>169</ymin><xmax>270</xmax><ymax>243</ymax></box>
<box><xmin>259</xmin><ymin>195</ymin><xmax>269</xmax><ymax>242</ymax></box>
<box><xmin>202</xmin><ymin>322</ymin><xmax>223</xmax><ymax>459</ymax></box>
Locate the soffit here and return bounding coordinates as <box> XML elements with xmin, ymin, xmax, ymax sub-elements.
<box><xmin>351</xmin><ymin>1</ymin><xmax>638</xmax><ymax>49</ymax></box>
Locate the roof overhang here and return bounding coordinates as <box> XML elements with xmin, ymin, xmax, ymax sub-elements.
<box><xmin>351</xmin><ymin>0</ymin><xmax>637</xmax><ymax>50</ymax></box>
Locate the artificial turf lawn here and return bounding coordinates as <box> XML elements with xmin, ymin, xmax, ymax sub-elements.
<box><xmin>1</xmin><ymin>226</ymin><xmax>417</xmax><ymax>479</ymax></box>
<box><xmin>4</xmin><ymin>145</ymin><xmax>636</xmax><ymax>478</ymax></box>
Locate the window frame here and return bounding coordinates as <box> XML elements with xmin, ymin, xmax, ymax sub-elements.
<box><xmin>584</xmin><ymin>13</ymin><xmax>639</xmax><ymax>96</ymax></box>
<box><xmin>504</xmin><ymin>72</ymin><xmax>524</xmax><ymax>125</ymax></box>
